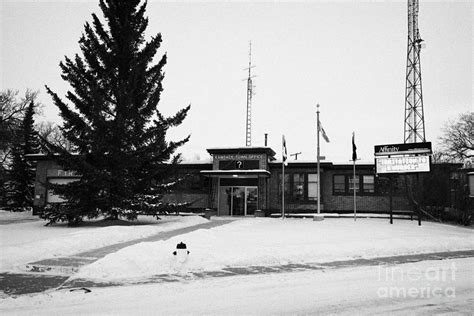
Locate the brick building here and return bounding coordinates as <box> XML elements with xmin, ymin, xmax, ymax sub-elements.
<box><xmin>29</xmin><ymin>146</ymin><xmax>410</xmax><ymax>216</ymax></box>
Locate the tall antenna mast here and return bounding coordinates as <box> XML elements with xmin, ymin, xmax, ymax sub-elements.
<box><xmin>244</xmin><ymin>41</ymin><xmax>256</xmax><ymax>147</ymax></box>
<box><xmin>404</xmin><ymin>0</ymin><xmax>426</xmax><ymax>143</ymax></box>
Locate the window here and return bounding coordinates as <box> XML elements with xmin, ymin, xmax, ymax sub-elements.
<box><xmin>278</xmin><ymin>173</ymin><xmax>290</xmax><ymax>198</ymax></box>
<box><xmin>279</xmin><ymin>173</ymin><xmax>318</xmax><ymax>202</ymax></box>
<box><xmin>292</xmin><ymin>174</ymin><xmax>304</xmax><ymax>200</ymax></box>
<box><xmin>348</xmin><ymin>176</ymin><xmax>360</xmax><ymax>193</ymax></box>
<box><xmin>333</xmin><ymin>174</ymin><xmax>376</xmax><ymax>195</ymax></box>
<box><xmin>307</xmin><ymin>174</ymin><xmax>318</xmax><ymax>200</ymax></box>
<box><xmin>363</xmin><ymin>175</ymin><xmax>375</xmax><ymax>193</ymax></box>
<box><xmin>333</xmin><ymin>175</ymin><xmax>345</xmax><ymax>193</ymax></box>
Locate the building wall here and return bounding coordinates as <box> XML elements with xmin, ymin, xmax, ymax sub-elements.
<box><xmin>323</xmin><ymin>169</ymin><xmax>410</xmax><ymax>212</ymax></box>
<box><xmin>161</xmin><ymin>192</ymin><xmax>209</xmax><ymax>209</ymax></box>
<box><xmin>267</xmin><ymin>164</ymin><xmax>410</xmax><ymax>213</ymax></box>
<box><xmin>267</xmin><ymin>164</ymin><xmax>325</xmax><ymax>212</ymax></box>
<box><xmin>162</xmin><ymin>163</ymin><xmax>212</xmax><ymax>211</ymax></box>
<box><xmin>33</xmin><ymin>160</ymin><xmax>62</xmax><ymax>208</ymax></box>
<box><xmin>30</xmin><ymin>157</ymin><xmax>411</xmax><ymax>215</ymax></box>
<box><xmin>31</xmin><ymin>159</ymin><xmax>212</xmax><ymax>211</ymax></box>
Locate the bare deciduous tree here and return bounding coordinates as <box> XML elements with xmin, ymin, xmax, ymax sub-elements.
<box><xmin>36</xmin><ymin>121</ymin><xmax>74</xmax><ymax>152</ymax></box>
<box><xmin>0</xmin><ymin>90</ymin><xmax>39</xmax><ymax>165</ymax></box>
<box><xmin>439</xmin><ymin>112</ymin><xmax>473</xmax><ymax>163</ymax></box>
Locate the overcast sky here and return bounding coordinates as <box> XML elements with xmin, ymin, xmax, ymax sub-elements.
<box><xmin>1</xmin><ymin>0</ymin><xmax>472</xmax><ymax>163</ymax></box>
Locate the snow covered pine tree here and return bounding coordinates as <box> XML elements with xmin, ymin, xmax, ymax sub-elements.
<box><xmin>7</xmin><ymin>101</ymin><xmax>41</xmax><ymax>211</ymax></box>
<box><xmin>44</xmin><ymin>0</ymin><xmax>190</xmax><ymax>225</ymax></box>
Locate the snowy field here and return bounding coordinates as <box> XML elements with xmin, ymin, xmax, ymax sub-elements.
<box><xmin>73</xmin><ymin>217</ymin><xmax>474</xmax><ymax>281</ymax></box>
<box><xmin>0</xmin><ymin>210</ymin><xmax>208</xmax><ymax>272</ymax></box>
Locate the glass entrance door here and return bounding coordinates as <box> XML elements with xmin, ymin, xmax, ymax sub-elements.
<box><xmin>245</xmin><ymin>187</ymin><xmax>258</xmax><ymax>216</ymax></box>
<box><xmin>218</xmin><ymin>186</ymin><xmax>258</xmax><ymax>216</ymax></box>
<box><xmin>232</xmin><ymin>187</ymin><xmax>245</xmax><ymax>216</ymax></box>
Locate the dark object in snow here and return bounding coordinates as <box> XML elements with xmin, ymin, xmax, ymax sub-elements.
<box><xmin>69</xmin><ymin>287</ymin><xmax>91</xmax><ymax>293</ymax></box>
<box><xmin>176</xmin><ymin>242</ymin><xmax>187</xmax><ymax>249</ymax></box>
<box><xmin>173</xmin><ymin>242</ymin><xmax>190</xmax><ymax>256</ymax></box>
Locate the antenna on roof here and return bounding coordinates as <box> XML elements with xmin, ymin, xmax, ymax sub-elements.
<box><xmin>290</xmin><ymin>152</ymin><xmax>302</xmax><ymax>160</ymax></box>
<box><xmin>243</xmin><ymin>41</ymin><xmax>256</xmax><ymax>147</ymax></box>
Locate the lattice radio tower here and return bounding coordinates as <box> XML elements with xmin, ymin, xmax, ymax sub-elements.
<box><xmin>244</xmin><ymin>41</ymin><xmax>256</xmax><ymax>147</ymax></box>
<box><xmin>404</xmin><ymin>0</ymin><xmax>426</xmax><ymax>143</ymax></box>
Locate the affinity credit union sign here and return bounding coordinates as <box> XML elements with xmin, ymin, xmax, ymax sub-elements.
<box><xmin>374</xmin><ymin>142</ymin><xmax>432</xmax><ymax>174</ymax></box>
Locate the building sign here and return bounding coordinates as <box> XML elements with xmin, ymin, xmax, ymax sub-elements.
<box><xmin>376</xmin><ymin>155</ymin><xmax>430</xmax><ymax>174</ymax></box>
<box><xmin>219</xmin><ymin>160</ymin><xmax>260</xmax><ymax>170</ymax></box>
<box><xmin>47</xmin><ymin>169</ymin><xmax>78</xmax><ymax>177</ymax></box>
<box><xmin>47</xmin><ymin>177</ymin><xmax>79</xmax><ymax>203</ymax></box>
<box><xmin>375</xmin><ymin>142</ymin><xmax>432</xmax><ymax>174</ymax></box>
<box><xmin>214</xmin><ymin>154</ymin><xmax>265</xmax><ymax>160</ymax></box>
<box><xmin>374</xmin><ymin>142</ymin><xmax>432</xmax><ymax>156</ymax></box>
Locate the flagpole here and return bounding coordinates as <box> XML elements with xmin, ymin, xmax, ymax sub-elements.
<box><xmin>353</xmin><ymin>157</ymin><xmax>356</xmax><ymax>221</ymax></box>
<box><xmin>282</xmin><ymin>157</ymin><xmax>285</xmax><ymax>219</ymax></box>
<box><xmin>316</xmin><ymin>104</ymin><xmax>321</xmax><ymax>215</ymax></box>
<box><xmin>352</xmin><ymin>132</ymin><xmax>357</xmax><ymax>221</ymax></box>
<box><xmin>282</xmin><ymin>135</ymin><xmax>285</xmax><ymax>219</ymax></box>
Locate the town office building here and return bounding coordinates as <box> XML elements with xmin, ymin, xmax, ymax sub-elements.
<box><xmin>31</xmin><ymin>146</ymin><xmax>411</xmax><ymax>216</ymax></box>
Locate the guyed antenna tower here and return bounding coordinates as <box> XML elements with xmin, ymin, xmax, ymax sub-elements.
<box><xmin>244</xmin><ymin>41</ymin><xmax>256</xmax><ymax>147</ymax></box>
<box><xmin>404</xmin><ymin>0</ymin><xmax>426</xmax><ymax>143</ymax></box>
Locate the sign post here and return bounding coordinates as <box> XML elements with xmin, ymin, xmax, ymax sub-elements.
<box><xmin>352</xmin><ymin>132</ymin><xmax>357</xmax><ymax>221</ymax></box>
<box><xmin>374</xmin><ymin>142</ymin><xmax>432</xmax><ymax>225</ymax></box>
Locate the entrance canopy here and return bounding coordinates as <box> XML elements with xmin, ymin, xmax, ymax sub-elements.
<box><xmin>201</xmin><ymin>146</ymin><xmax>275</xmax><ymax>215</ymax></box>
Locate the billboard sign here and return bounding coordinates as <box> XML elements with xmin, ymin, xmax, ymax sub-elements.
<box><xmin>374</xmin><ymin>142</ymin><xmax>432</xmax><ymax>174</ymax></box>
<box><xmin>376</xmin><ymin>155</ymin><xmax>430</xmax><ymax>174</ymax></box>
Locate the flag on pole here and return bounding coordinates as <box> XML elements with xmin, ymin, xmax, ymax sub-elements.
<box><xmin>282</xmin><ymin>135</ymin><xmax>288</xmax><ymax>166</ymax></box>
<box><xmin>352</xmin><ymin>132</ymin><xmax>357</xmax><ymax>161</ymax></box>
<box><xmin>319</xmin><ymin>120</ymin><xmax>330</xmax><ymax>143</ymax></box>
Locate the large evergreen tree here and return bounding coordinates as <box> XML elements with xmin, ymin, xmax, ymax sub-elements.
<box><xmin>45</xmin><ymin>0</ymin><xmax>190</xmax><ymax>223</ymax></box>
<box><xmin>7</xmin><ymin>101</ymin><xmax>41</xmax><ymax>210</ymax></box>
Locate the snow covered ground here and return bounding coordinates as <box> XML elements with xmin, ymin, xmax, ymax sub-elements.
<box><xmin>1</xmin><ymin>211</ymin><xmax>473</xmax><ymax>314</ymax></box>
<box><xmin>73</xmin><ymin>217</ymin><xmax>474</xmax><ymax>281</ymax></box>
<box><xmin>2</xmin><ymin>258</ymin><xmax>473</xmax><ymax>315</ymax></box>
<box><xmin>0</xmin><ymin>210</ymin><xmax>208</xmax><ymax>272</ymax></box>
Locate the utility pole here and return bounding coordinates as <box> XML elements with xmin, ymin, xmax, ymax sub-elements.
<box><xmin>404</xmin><ymin>0</ymin><xmax>426</xmax><ymax>144</ymax></box>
